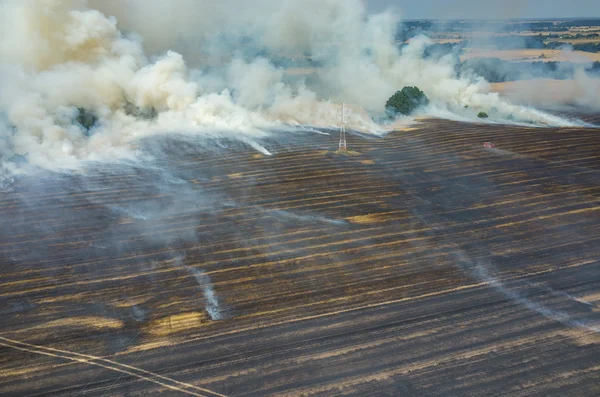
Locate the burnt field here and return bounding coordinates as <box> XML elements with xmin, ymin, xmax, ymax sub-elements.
<box><xmin>2</xmin><ymin>116</ymin><xmax>600</xmax><ymax>396</ymax></box>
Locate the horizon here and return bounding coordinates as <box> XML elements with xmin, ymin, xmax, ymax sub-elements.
<box><xmin>366</xmin><ymin>0</ymin><xmax>600</xmax><ymax>20</ymax></box>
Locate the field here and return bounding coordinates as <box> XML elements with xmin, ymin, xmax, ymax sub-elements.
<box><xmin>2</xmin><ymin>115</ymin><xmax>600</xmax><ymax>396</ymax></box>
<box><xmin>460</xmin><ymin>49</ymin><xmax>600</xmax><ymax>62</ymax></box>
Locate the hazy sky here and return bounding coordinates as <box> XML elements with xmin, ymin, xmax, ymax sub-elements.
<box><xmin>366</xmin><ymin>0</ymin><xmax>600</xmax><ymax>19</ymax></box>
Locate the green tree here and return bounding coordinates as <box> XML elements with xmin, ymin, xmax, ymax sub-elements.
<box><xmin>124</xmin><ymin>101</ymin><xmax>158</xmax><ymax>120</ymax></box>
<box><xmin>385</xmin><ymin>86</ymin><xmax>430</xmax><ymax>117</ymax></box>
<box><xmin>477</xmin><ymin>111</ymin><xmax>489</xmax><ymax>119</ymax></box>
<box><xmin>76</xmin><ymin>107</ymin><xmax>98</xmax><ymax>136</ymax></box>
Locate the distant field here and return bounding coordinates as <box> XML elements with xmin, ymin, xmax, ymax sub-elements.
<box><xmin>428</xmin><ymin>38</ymin><xmax>464</xmax><ymax>44</ymax></box>
<box><xmin>461</xmin><ymin>49</ymin><xmax>600</xmax><ymax>62</ymax></box>
<box><xmin>283</xmin><ymin>67</ymin><xmax>317</xmax><ymax>76</ymax></box>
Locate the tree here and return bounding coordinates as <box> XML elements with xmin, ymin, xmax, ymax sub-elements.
<box><xmin>76</xmin><ymin>107</ymin><xmax>98</xmax><ymax>136</ymax></box>
<box><xmin>385</xmin><ymin>86</ymin><xmax>430</xmax><ymax>117</ymax></box>
<box><xmin>124</xmin><ymin>101</ymin><xmax>158</xmax><ymax>120</ymax></box>
<box><xmin>477</xmin><ymin>111</ymin><xmax>489</xmax><ymax>119</ymax></box>
<box><xmin>8</xmin><ymin>153</ymin><xmax>27</xmax><ymax>165</ymax></box>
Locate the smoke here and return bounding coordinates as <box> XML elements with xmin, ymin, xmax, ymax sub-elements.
<box><xmin>440</xmin><ymin>21</ymin><xmax>600</xmax><ymax>112</ymax></box>
<box><xmin>0</xmin><ymin>0</ymin><xmax>592</xmax><ymax>172</ymax></box>
<box><xmin>187</xmin><ymin>267</ymin><xmax>223</xmax><ymax>320</ymax></box>
<box><xmin>475</xmin><ymin>262</ymin><xmax>600</xmax><ymax>334</ymax></box>
<box><xmin>491</xmin><ymin>69</ymin><xmax>600</xmax><ymax>111</ymax></box>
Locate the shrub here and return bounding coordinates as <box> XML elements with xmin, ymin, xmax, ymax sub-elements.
<box><xmin>477</xmin><ymin>111</ymin><xmax>489</xmax><ymax>119</ymax></box>
<box><xmin>385</xmin><ymin>86</ymin><xmax>430</xmax><ymax>117</ymax></box>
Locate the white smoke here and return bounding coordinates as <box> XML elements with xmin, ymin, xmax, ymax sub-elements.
<box><xmin>493</xmin><ymin>69</ymin><xmax>600</xmax><ymax>112</ymax></box>
<box><xmin>0</xmin><ymin>0</ymin><xmax>589</xmax><ymax>171</ymax></box>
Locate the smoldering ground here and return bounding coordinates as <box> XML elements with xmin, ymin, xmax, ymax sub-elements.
<box><xmin>0</xmin><ymin>129</ymin><xmax>362</xmax><ymax>344</ymax></box>
<box><xmin>1</xmin><ymin>1</ymin><xmax>600</xmax><ymax>353</ymax></box>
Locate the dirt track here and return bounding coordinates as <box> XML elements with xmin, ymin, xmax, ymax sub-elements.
<box><xmin>2</xmin><ymin>116</ymin><xmax>600</xmax><ymax>396</ymax></box>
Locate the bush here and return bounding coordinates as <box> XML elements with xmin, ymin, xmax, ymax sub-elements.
<box><xmin>477</xmin><ymin>112</ymin><xmax>489</xmax><ymax>119</ymax></box>
<box><xmin>385</xmin><ymin>86</ymin><xmax>430</xmax><ymax>117</ymax></box>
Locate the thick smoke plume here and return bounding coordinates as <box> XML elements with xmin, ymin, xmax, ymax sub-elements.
<box><xmin>0</xmin><ymin>0</ymin><xmax>588</xmax><ymax>172</ymax></box>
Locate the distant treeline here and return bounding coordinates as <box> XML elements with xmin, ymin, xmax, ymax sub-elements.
<box><xmin>459</xmin><ymin>59</ymin><xmax>600</xmax><ymax>83</ymax></box>
<box><xmin>502</xmin><ymin>20</ymin><xmax>600</xmax><ymax>32</ymax></box>
<box><xmin>552</xmin><ymin>33</ymin><xmax>600</xmax><ymax>39</ymax></box>
<box><xmin>470</xmin><ymin>36</ymin><xmax>600</xmax><ymax>53</ymax></box>
<box><xmin>570</xmin><ymin>43</ymin><xmax>600</xmax><ymax>52</ymax></box>
<box><xmin>402</xmin><ymin>35</ymin><xmax>600</xmax><ymax>54</ymax></box>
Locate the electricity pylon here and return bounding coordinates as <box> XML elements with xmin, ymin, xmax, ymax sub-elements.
<box><xmin>337</xmin><ymin>103</ymin><xmax>349</xmax><ymax>153</ymax></box>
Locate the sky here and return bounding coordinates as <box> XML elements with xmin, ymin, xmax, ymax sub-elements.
<box><xmin>366</xmin><ymin>0</ymin><xmax>600</xmax><ymax>19</ymax></box>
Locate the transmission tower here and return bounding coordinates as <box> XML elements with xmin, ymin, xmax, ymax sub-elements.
<box><xmin>337</xmin><ymin>103</ymin><xmax>349</xmax><ymax>153</ymax></box>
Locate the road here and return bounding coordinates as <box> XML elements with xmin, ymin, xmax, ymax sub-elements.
<box><xmin>1</xmin><ymin>116</ymin><xmax>600</xmax><ymax>396</ymax></box>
